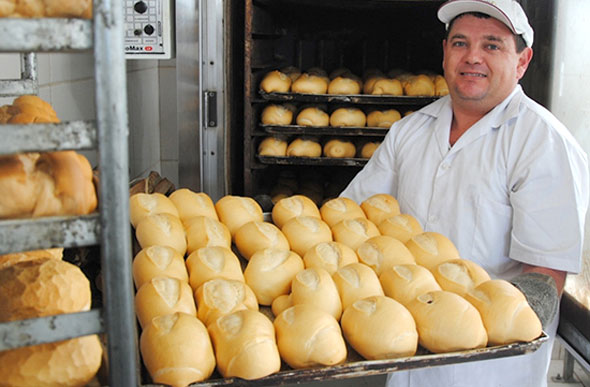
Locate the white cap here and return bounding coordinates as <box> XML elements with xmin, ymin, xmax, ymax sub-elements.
<box><xmin>437</xmin><ymin>0</ymin><xmax>534</xmax><ymax>48</ymax></box>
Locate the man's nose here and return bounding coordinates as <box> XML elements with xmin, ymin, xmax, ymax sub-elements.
<box><xmin>464</xmin><ymin>46</ymin><xmax>483</xmax><ymax>64</ymax></box>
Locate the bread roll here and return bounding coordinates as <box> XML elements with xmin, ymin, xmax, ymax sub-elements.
<box><xmin>331</xmin><ymin>217</ymin><xmax>380</xmax><ymax>251</ymax></box>
<box><xmin>185</xmin><ymin>246</ymin><xmax>244</xmax><ymax>291</ymax></box>
<box><xmin>296</xmin><ymin>107</ymin><xmax>330</xmax><ymax>127</ymax></box>
<box><xmin>135</xmin><ymin>213</ymin><xmax>187</xmax><ymax>256</ymax></box>
<box><xmin>356</xmin><ymin>235</ymin><xmax>415</xmax><ymax>275</ymax></box>
<box><xmin>2</xmin><ymin>0</ymin><xmax>93</xmax><ymax>18</ymax></box>
<box><xmin>271</xmin><ymin>293</ymin><xmax>293</xmax><ymax>317</ymax></box>
<box><xmin>432</xmin><ymin>259</ymin><xmax>491</xmax><ymax>297</ymax></box>
<box><xmin>329</xmin><ymin>107</ymin><xmax>366</xmax><ymax>127</ymax></box>
<box><xmin>185</xmin><ymin>215</ymin><xmax>232</xmax><ymax>254</ymax></box>
<box><xmin>234</xmin><ymin>221</ymin><xmax>290</xmax><ymax>260</ymax></box>
<box><xmin>135</xmin><ymin>276</ymin><xmax>197</xmax><ymax>329</ymax></box>
<box><xmin>133</xmin><ymin>245</ymin><xmax>189</xmax><ymax>289</ymax></box>
<box><xmin>405</xmin><ymin>231</ymin><xmax>461</xmax><ymax>271</ymax></box>
<box><xmin>195</xmin><ymin>278</ymin><xmax>259</xmax><ymax>326</ymax></box>
<box><xmin>261</xmin><ymin>104</ymin><xmax>294</xmax><ymax>125</ymax></box>
<box><xmin>291</xmin><ymin>267</ymin><xmax>342</xmax><ymax>320</ymax></box>
<box><xmin>379</xmin><ymin>264</ymin><xmax>442</xmax><ymax>306</ymax></box>
<box><xmin>303</xmin><ymin>241</ymin><xmax>358</xmax><ymax>275</ymax></box>
<box><xmin>286</xmin><ymin>137</ymin><xmax>322</xmax><ymax>157</ymax></box>
<box><xmin>0</xmin><ymin>258</ymin><xmax>91</xmax><ymax>321</ymax></box>
<box><xmin>244</xmin><ymin>248</ymin><xmax>304</xmax><ymax>305</ymax></box>
<box><xmin>366</xmin><ymin>109</ymin><xmax>402</xmax><ymax>128</ymax></box>
<box><xmin>360</xmin><ymin>141</ymin><xmax>381</xmax><ymax>158</ymax></box>
<box><xmin>362</xmin><ymin>75</ymin><xmax>386</xmax><ymax>94</ymax></box>
<box><xmin>406</xmin><ymin>290</ymin><xmax>488</xmax><ymax>353</ymax></box>
<box><xmin>371</xmin><ymin>78</ymin><xmax>403</xmax><ymax>96</ymax></box>
<box><xmin>465</xmin><ymin>280</ymin><xmax>542</xmax><ymax>345</ymax></box>
<box><xmin>323</xmin><ymin>139</ymin><xmax>356</xmax><ymax>158</ymax></box>
<box><xmin>208</xmin><ymin>309</ymin><xmax>281</xmax><ymax>379</ymax></box>
<box><xmin>291</xmin><ymin>73</ymin><xmax>329</xmax><ymax>94</ymax></box>
<box><xmin>271</xmin><ymin>194</ymin><xmax>321</xmax><ymax>229</ymax></box>
<box><xmin>341</xmin><ymin>295</ymin><xmax>418</xmax><ymax>360</ymax></box>
<box><xmin>377</xmin><ymin>213</ymin><xmax>423</xmax><ymax>244</ymax></box>
<box><xmin>332</xmin><ymin>262</ymin><xmax>384</xmax><ymax>310</ymax></box>
<box><xmin>281</xmin><ymin>66</ymin><xmax>301</xmax><ymax>82</ymax></box>
<box><xmin>274</xmin><ymin>304</ymin><xmax>347</xmax><ymax>369</ymax></box>
<box><xmin>6</xmin><ymin>95</ymin><xmax>58</xmax><ymax>122</ymax></box>
<box><xmin>434</xmin><ymin>75</ymin><xmax>449</xmax><ymax>96</ymax></box>
<box><xmin>281</xmin><ymin>216</ymin><xmax>332</xmax><ymax>257</ymax></box>
<box><xmin>403</xmin><ymin>74</ymin><xmax>435</xmax><ymax>96</ymax></box>
<box><xmin>328</xmin><ymin>76</ymin><xmax>362</xmax><ymax>95</ymax></box>
<box><xmin>168</xmin><ymin>188</ymin><xmax>218</xmax><ymax>224</ymax></box>
<box><xmin>320</xmin><ymin>197</ymin><xmax>366</xmax><ymax>227</ymax></box>
<box><xmin>360</xmin><ymin>193</ymin><xmax>401</xmax><ymax>225</ymax></box>
<box><xmin>140</xmin><ymin>312</ymin><xmax>215</xmax><ymax>387</ymax></box>
<box><xmin>0</xmin><ymin>247</ymin><xmax>63</xmax><ymax>269</ymax></box>
<box><xmin>215</xmin><ymin>195</ymin><xmax>264</xmax><ymax>236</ymax></box>
<box><xmin>260</xmin><ymin>70</ymin><xmax>291</xmax><ymax>93</ymax></box>
<box><xmin>130</xmin><ymin>192</ymin><xmax>180</xmax><ymax>228</ymax></box>
<box><xmin>0</xmin><ymin>335</ymin><xmax>102</xmax><ymax>387</ymax></box>
<box><xmin>258</xmin><ymin>136</ymin><xmax>288</xmax><ymax>156</ymax></box>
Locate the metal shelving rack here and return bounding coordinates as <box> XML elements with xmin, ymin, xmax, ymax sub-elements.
<box><xmin>0</xmin><ymin>2</ymin><xmax>138</xmax><ymax>386</ymax></box>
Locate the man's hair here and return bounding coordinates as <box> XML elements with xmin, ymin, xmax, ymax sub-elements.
<box><xmin>445</xmin><ymin>12</ymin><xmax>528</xmax><ymax>53</ymax></box>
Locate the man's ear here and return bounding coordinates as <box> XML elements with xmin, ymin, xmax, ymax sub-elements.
<box><xmin>516</xmin><ymin>47</ymin><xmax>533</xmax><ymax>80</ymax></box>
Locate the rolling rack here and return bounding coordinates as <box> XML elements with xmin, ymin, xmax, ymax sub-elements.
<box><xmin>0</xmin><ymin>1</ymin><xmax>138</xmax><ymax>386</ymax></box>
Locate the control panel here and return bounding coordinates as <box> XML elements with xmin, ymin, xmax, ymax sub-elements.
<box><xmin>124</xmin><ymin>0</ymin><xmax>174</xmax><ymax>59</ymax></box>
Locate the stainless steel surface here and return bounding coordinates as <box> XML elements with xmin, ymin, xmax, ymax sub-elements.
<box><xmin>0</xmin><ymin>19</ymin><xmax>92</xmax><ymax>52</ymax></box>
<box><xmin>94</xmin><ymin>0</ymin><xmax>139</xmax><ymax>384</ymax></box>
<box><xmin>0</xmin><ymin>121</ymin><xmax>97</xmax><ymax>155</ymax></box>
<box><xmin>0</xmin><ymin>52</ymin><xmax>38</xmax><ymax>96</ymax></box>
<box><xmin>0</xmin><ymin>214</ymin><xmax>100</xmax><ymax>255</ymax></box>
<box><xmin>0</xmin><ymin>309</ymin><xmax>104</xmax><ymax>351</ymax></box>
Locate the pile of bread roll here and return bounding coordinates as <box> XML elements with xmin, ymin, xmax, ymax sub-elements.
<box><xmin>129</xmin><ymin>188</ymin><xmax>542</xmax><ymax>385</ymax></box>
<box><xmin>258</xmin><ymin>135</ymin><xmax>380</xmax><ymax>160</ymax></box>
<box><xmin>0</xmin><ymin>0</ymin><xmax>92</xmax><ymax>18</ymax></box>
<box><xmin>259</xmin><ymin>67</ymin><xmax>449</xmax><ymax>97</ymax></box>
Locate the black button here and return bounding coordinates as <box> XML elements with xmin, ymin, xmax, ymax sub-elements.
<box><xmin>144</xmin><ymin>24</ymin><xmax>155</xmax><ymax>35</ymax></box>
<box><xmin>134</xmin><ymin>1</ymin><xmax>148</xmax><ymax>14</ymax></box>
<box><xmin>134</xmin><ymin>29</ymin><xmax>142</xmax><ymax>36</ymax></box>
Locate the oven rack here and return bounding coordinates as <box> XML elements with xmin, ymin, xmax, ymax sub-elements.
<box><xmin>259</xmin><ymin>124</ymin><xmax>389</xmax><ymax>136</ymax></box>
<box><xmin>257</xmin><ymin>155</ymin><xmax>368</xmax><ymax>167</ymax></box>
<box><xmin>258</xmin><ymin>91</ymin><xmax>440</xmax><ymax>105</ymax></box>
<box><xmin>0</xmin><ymin>4</ymin><xmax>137</xmax><ymax>386</ymax></box>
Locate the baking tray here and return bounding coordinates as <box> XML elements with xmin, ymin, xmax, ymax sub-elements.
<box><xmin>260</xmin><ymin>124</ymin><xmax>389</xmax><ymax>137</ymax></box>
<box><xmin>258</xmin><ymin>91</ymin><xmax>440</xmax><ymax>106</ymax></box>
<box><xmin>257</xmin><ymin>155</ymin><xmax>368</xmax><ymax>167</ymax></box>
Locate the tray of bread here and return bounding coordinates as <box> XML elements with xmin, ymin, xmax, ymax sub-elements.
<box><xmin>129</xmin><ymin>185</ymin><xmax>548</xmax><ymax>387</ymax></box>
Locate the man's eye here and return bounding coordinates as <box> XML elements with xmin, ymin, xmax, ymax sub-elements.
<box><xmin>452</xmin><ymin>41</ymin><xmax>466</xmax><ymax>47</ymax></box>
<box><xmin>486</xmin><ymin>44</ymin><xmax>499</xmax><ymax>50</ymax></box>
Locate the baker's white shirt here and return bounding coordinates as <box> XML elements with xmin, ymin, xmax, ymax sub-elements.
<box><xmin>341</xmin><ymin>85</ymin><xmax>589</xmax><ymax>279</ymax></box>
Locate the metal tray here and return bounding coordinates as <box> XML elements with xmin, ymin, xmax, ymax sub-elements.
<box><xmin>257</xmin><ymin>155</ymin><xmax>368</xmax><ymax>167</ymax></box>
<box><xmin>260</xmin><ymin>124</ymin><xmax>389</xmax><ymax>137</ymax></box>
<box><xmin>258</xmin><ymin>91</ymin><xmax>439</xmax><ymax>106</ymax></box>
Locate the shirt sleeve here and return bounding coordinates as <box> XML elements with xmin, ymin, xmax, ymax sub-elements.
<box><xmin>508</xmin><ymin>116</ymin><xmax>589</xmax><ymax>274</ymax></box>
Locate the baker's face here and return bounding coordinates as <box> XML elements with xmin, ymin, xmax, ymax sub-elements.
<box><xmin>442</xmin><ymin>14</ymin><xmax>532</xmax><ymax>113</ymax></box>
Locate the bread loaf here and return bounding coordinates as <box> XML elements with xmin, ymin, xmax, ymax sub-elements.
<box><xmin>366</xmin><ymin>109</ymin><xmax>402</xmax><ymax>128</ymax></box>
<box><xmin>3</xmin><ymin>95</ymin><xmax>59</xmax><ymax>123</ymax></box>
<box><xmin>244</xmin><ymin>248</ymin><xmax>304</xmax><ymax>305</ymax></box>
<box><xmin>214</xmin><ymin>195</ymin><xmax>263</xmax><ymax>236</ymax></box>
<box><xmin>271</xmin><ymin>194</ymin><xmax>321</xmax><ymax>229</ymax></box>
<box><xmin>379</xmin><ymin>264</ymin><xmax>441</xmax><ymax>306</ymax></box>
<box><xmin>332</xmin><ymin>262</ymin><xmax>384</xmax><ymax>310</ymax></box>
<box><xmin>168</xmin><ymin>188</ymin><xmax>218</xmax><ymax>224</ymax></box>
<box><xmin>329</xmin><ymin>107</ymin><xmax>366</xmax><ymax>127</ymax></box>
<box><xmin>360</xmin><ymin>142</ymin><xmax>381</xmax><ymax>158</ymax></box>
<box><xmin>260</xmin><ymin>70</ymin><xmax>291</xmax><ymax>93</ymax></box>
<box><xmin>291</xmin><ymin>267</ymin><xmax>342</xmax><ymax>320</ymax></box>
<box><xmin>320</xmin><ymin>197</ymin><xmax>366</xmax><ymax>227</ymax></box>
<box><xmin>371</xmin><ymin>78</ymin><xmax>403</xmax><ymax>96</ymax></box>
<box><xmin>130</xmin><ymin>192</ymin><xmax>180</xmax><ymax>228</ymax></box>
<box><xmin>291</xmin><ymin>73</ymin><xmax>329</xmax><ymax>94</ymax></box>
<box><xmin>271</xmin><ymin>293</ymin><xmax>293</xmax><ymax>317</ymax></box>
<box><xmin>1</xmin><ymin>0</ymin><xmax>93</xmax><ymax>18</ymax></box>
<box><xmin>281</xmin><ymin>216</ymin><xmax>332</xmax><ymax>257</ymax></box>
<box><xmin>258</xmin><ymin>136</ymin><xmax>288</xmax><ymax>156</ymax></box>
<box><xmin>281</xmin><ymin>66</ymin><xmax>301</xmax><ymax>82</ymax></box>
<box><xmin>432</xmin><ymin>259</ymin><xmax>491</xmax><ymax>297</ymax></box>
<box><xmin>0</xmin><ymin>247</ymin><xmax>63</xmax><ymax>269</ymax></box>
<box><xmin>360</xmin><ymin>193</ymin><xmax>401</xmax><ymax>225</ymax></box>
<box><xmin>377</xmin><ymin>213</ymin><xmax>423</xmax><ymax>244</ymax></box>
<box><xmin>135</xmin><ymin>213</ymin><xmax>187</xmax><ymax>256</ymax></box>
<box><xmin>323</xmin><ymin>139</ymin><xmax>356</xmax><ymax>158</ymax></box>
<box><xmin>133</xmin><ymin>245</ymin><xmax>189</xmax><ymax>289</ymax></box>
<box><xmin>135</xmin><ymin>276</ymin><xmax>197</xmax><ymax>329</ymax></box>
<box><xmin>296</xmin><ymin>107</ymin><xmax>330</xmax><ymax>127</ymax></box>
<box><xmin>303</xmin><ymin>241</ymin><xmax>358</xmax><ymax>275</ymax></box>
<box><xmin>434</xmin><ymin>75</ymin><xmax>449</xmax><ymax>96</ymax></box>
<box><xmin>274</xmin><ymin>304</ymin><xmax>347</xmax><ymax>369</ymax></box>
<box><xmin>185</xmin><ymin>215</ymin><xmax>232</xmax><ymax>254</ymax></box>
<box><xmin>194</xmin><ymin>278</ymin><xmax>259</xmax><ymax>326</ymax></box>
<box><xmin>140</xmin><ymin>312</ymin><xmax>216</xmax><ymax>387</ymax></box>
<box><xmin>185</xmin><ymin>246</ymin><xmax>244</xmax><ymax>291</ymax></box>
<box><xmin>406</xmin><ymin>290</ymin><xmax>488</xmax><ymax>353</ymax></box>
<box><xmin>465</xmin><ymin>279</ymin><xmax>542</xmax><ymax>345</ymax></box>
<box><xmin>362</xmin><ymin>75</ymin><xmax>386</xmax><ymax>94</ymax></box>
<box><xmin>405</xmin><ymin>231</ymin><xmax>460</xmax><ymax>271</ymax></box>
<box><xmin>286</xmin><ymin>137</ymin><xmax>322</xmax><ymax>157</ymax></box>
<box><xmin>208</xmin><ymin>309</ymin><xmax>281</xmax><ymax>379</ymax></box>
<box><xmin>328</xmin><ymin>76</ymin><xmax>362</xmax><ymax>95</ymax></box>
<box><xmin>403</xmin><ymin>74</ymin><xmax>435</xmax><ymax>96</ymax></box>
<box><xmin>331</xmin><ymin>217</ymin><xmax>380</xmax><ymax>251</ymax></box>
<box><xmin>356</xmin><ymin>235</ymin><xmax>415</xmax><ymax>275</ymax></box>
<box><xmin>261</xmin><ymin>104</ymin><xmax>294</xmax><ymax>125</ymax></box>
<box><xmin>234</xmin><ymin>221</ymin><xmax>290</xmax><ymax>260</ymax></box>
<box><xmin>341</xmin><ymin>295</ymin><xmax>418</xmax><ymax>360</ymax></box>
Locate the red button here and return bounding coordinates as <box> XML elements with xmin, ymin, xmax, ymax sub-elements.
<box><xmin>145</xmin><ymin>46</ymin><xmax>153</xmax><ymax>51</ymax></box>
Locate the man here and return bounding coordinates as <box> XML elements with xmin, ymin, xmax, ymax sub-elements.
<box><xmin>340</xmin><ymin>0</ymin><xmax>589</xmax><ymax>386</ymax></box>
